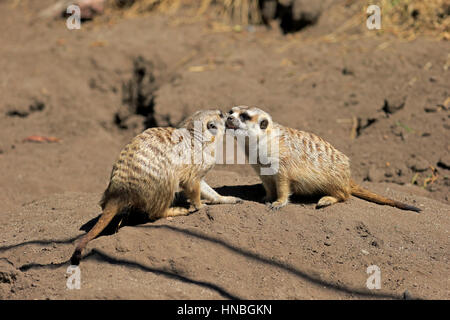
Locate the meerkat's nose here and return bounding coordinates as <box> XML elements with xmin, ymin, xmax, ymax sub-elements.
<box><xmin>226</xmin><ymin>116</ymin><xmax>237</xmax><ymax>129</ymax></box>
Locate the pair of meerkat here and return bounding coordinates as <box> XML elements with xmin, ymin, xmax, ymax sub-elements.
<box><xmin>71</xmin><ymin>110</ymin><xmax>240</xmax><ymax>265</ymax></box>
<box><xmin>225</xmin><ymin>106</ymin><xmax>421</xmax><ymax>212</ymax></box>
<box><xmin>72</xmin><ymin>106</ymin><xmax>420</xmax><ymax>265</ymax></box>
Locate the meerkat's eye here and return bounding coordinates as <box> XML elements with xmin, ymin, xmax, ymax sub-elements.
<box><xmin>259</xmin><ymin>119</ymin><xmax>269</xmax><ymax>130</ymax></box>
<box><xmin>207</xmin><ymin>121</ymin><xmax>217</xmax><ymax>130</ymax></box>
<box><xmin>240</xmin><ymin>113</ymin><xmax>251</xmax><ymax>122</ymax></box>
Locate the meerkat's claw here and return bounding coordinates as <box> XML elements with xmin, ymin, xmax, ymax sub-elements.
<box><xmin>115</xmin><ymin>218</ymin><xmax>124</xmax><ymax>233</ymax></box>
<box><xmin>193</xmin><ymin>203</ymin><xmax>206</xmax><ymax>211</ymax></box>
<box><xmin>268</xmin><ymin>200</ymin><xmax>288</xmax><ymax>210</ymax></box>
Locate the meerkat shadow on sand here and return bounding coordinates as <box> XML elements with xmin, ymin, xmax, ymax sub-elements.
<box><xmin>214</xmin><ymin>183</ymin><xmax>319</xmax><ymax>206</ymax></box>
<box><xmin>214</xmin><ymin>184</ymin><xmax>264</xmax><ymax>202</ymax></box>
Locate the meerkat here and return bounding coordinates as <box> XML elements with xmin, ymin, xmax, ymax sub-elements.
<box><xmin>225</xmin><ymin>106</ymin><xmax>421</xmax><ymax>212</ymax></box>
<box><xmin>70</xmin><ymin>110</ymin><xmax>240</xmax><ymax>265</ymax></box>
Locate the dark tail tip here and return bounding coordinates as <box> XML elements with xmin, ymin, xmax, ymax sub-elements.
<box><xmin>407</xmin><ymin>206</ymin><xmax>422</xmax><ymax>213</ymax></box>
<box><xmin>399</xmin><ymin>203</ymin><xmax>422</xmax><ymax>213</ymax></box>
<box><xmin>70</xmin><ymin>249</ymin><xmax>82</xmax><ymax>265</ymax></box>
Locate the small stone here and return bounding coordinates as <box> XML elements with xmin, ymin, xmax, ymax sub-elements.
<box><xmin>361</xmin><ymin>249</ymin><xmax>369</xmax><ymax>255</ymax></box>
<box><xmin>342</xmin><ymin>67</ymin><xmax>354</xmax><ymax>76</ymax></box>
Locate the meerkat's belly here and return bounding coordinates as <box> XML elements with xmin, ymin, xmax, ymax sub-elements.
<box><xmin>281</xmin><ymin>147</ymin><xmax>352</xmax><ymax>196</ymax></box>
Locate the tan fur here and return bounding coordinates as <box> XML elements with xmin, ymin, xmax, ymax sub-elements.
<box><xmin>71</xmin><ymin>110</ymin><xmax>240</xmax><ymax>265</ymax></box>
<box><xmin>226</xmin><ymin>106</ymin><xmax>420</xmax><ymax>212</ymax></box>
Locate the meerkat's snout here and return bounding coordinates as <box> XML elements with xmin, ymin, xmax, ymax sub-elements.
<box><xmin>225</xmin><ymin>106</ymin><xmax>248</xmax><ymax>130</ymax></box>
<box><xmin>226</xmin><ymin>115</ymin><xmax>240</xmax><ymax>130</ymax></box>
<box><xmin>226</xmin><ymin>106</ymin><xmax>273</xmax><ymax>138</ymax></box>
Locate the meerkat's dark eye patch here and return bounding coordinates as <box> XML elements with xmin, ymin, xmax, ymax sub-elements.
<box><xmin>240</xmin><ymin>113</ymin><xmax>251</xmax><ymax>122</ymax></box>
<box><xmin>260</xmin><ymin>119</ymin><xmax>268</xmax><ymax>130</ymax></box>
<box><xmin>207</xmin><ymin>121</ymin><xmax>217</xmax><ymax>130</ymax></box>
<box><xmin>207</xmin><ymin>121</ymin><xmax>219</xmax><ymax>135</ymax></box>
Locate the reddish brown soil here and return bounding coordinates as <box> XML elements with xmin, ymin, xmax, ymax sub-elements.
<box><xmin>0</xmin><ymin>0</ymin><xmax>448</xmax><ymax>299</ymax></box>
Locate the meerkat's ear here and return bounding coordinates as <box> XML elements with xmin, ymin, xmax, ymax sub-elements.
<box><xmin>183</xmin><ymin>119</ymin><xmax>194</xmax><ymax>131</ymax></box>
<box><xmin>260</xmin><ymin>119</ymin><xmax>269</xmax><ymax>130</ymax></box>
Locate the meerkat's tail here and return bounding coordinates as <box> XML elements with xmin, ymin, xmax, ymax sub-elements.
<box><xmin>70</xmin><ymin>200</ymin><xmax>121</xmax><ymax>265</ymax></box>
<box><xmin>350</xmin><ymin>180</ymin><xmax>421</xmax><ymax>212</ymax></box>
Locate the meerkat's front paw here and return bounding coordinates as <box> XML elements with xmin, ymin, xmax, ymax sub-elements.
<box><xmin>191</xmin><ymin>202</ymin><xmax>206</xmax><ymax>211</ymax></box>
<box><xmin>268</xmin><ymin>200</ymin><xmax>288</xmax><ymax>210</ymax></box>
<box><xmin>208</xmin><ymin>196</ymin><xmax>242</xmax><ymax>204</ymax></box>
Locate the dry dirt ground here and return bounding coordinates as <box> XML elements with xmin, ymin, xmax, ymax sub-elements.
<box><xmin>0</xmin><ymin>0</ymin><xmax>449</xmax><ymax>299</ymax></box>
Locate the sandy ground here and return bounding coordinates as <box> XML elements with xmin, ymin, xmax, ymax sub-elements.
<box><xmin>0</xmin><ymin>0</ymin><xmax>449</xmax><ymax>299</ymax></box>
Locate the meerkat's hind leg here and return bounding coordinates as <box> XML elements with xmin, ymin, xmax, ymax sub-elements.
<box><xmin>200</xmin><ymin>180</ymin><xmax>242</xmax><ymax>204</ymax></box>
<box><xmin>164</xmin><ymin>207</ymin><xmax>191</xmax><ymax>218</ymax></box>
<box><xmin>316</xmin><ymin>196</ymin><xmax>339</xmax><ymax>209</ymax></box>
